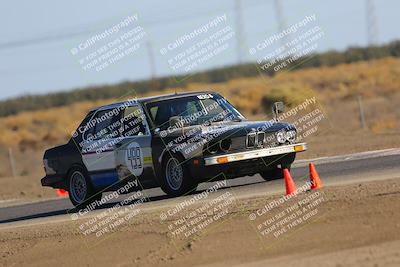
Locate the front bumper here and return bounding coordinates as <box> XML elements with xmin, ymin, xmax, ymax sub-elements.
<box><xmin>204</xmin><ymin>143</ymin><xmax>307</xmax><ymax>166</ymax></box>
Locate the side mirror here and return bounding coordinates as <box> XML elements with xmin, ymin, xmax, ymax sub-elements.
<box><xmin>169</xmin><ymin>116</ymin><xmax>185</xmax><ymax>129</ymax></box>
<box><xmin>272</xmin><ymin>102</ymin><xmax>285</xmax><ymax>121</ymax></box>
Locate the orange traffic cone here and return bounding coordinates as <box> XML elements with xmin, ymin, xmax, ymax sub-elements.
<box><xmin>309</xmin><ymin>163</ymin><xmax>323</xmax><ymax>190</ymax></box>
<box><xmin>56</xmin><ymin>189</ymin><xmax>68</xmax><ymax>197</ymax></box>
<box><xmin>283</xmin><ymin>168</ymin><xmax>297</xmax><ymax>196</ymax></box>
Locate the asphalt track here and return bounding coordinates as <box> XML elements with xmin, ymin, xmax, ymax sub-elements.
<box><xmin>1</xmin><ymin>148</ymin><xmax>399</xmax><ymax>228</ymax></box>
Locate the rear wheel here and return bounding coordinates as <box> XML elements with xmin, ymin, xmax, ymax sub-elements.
<box><xmin>68</xmin><ymin>167</ymin><xmax>102</xmax><ymax>208</ymax></box>
<box><xmin>260</xmin><ymin>165</ymin><xmax>291</xmax><ymax>181</ymax></box>
<box><xmin>160</xmin><ymin>154</ymin><xmax>198</xmax><ymax>197</ymax></box>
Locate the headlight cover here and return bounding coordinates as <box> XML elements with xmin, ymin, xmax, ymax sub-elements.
<box><xmin>286</xmin><ymin>130</ymin><xmax>297</xmax><ymax>143</ymax></box>
<box><xmin>276</xmin><ymin>131</ymin><xmax>286</xmax><ymax>144</ymax></box>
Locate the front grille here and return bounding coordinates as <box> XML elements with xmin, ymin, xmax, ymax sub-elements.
<box><xmin>257</xmin><ymin>132</ymin><xmax>265</xmax><ymax>147</ymax></box>
<box><xmin>246</xmin><ymin>131</ymin><xmax>279</xmax><ymax>149</ymax></box>
<box><xmin>264</xmin><ymin>132</ymin><xmax>278</xmax><ymax>148</ymax></box>
<box><xmin>229</xmin><ymin>132</ymin><xmax>279</xmax><ymax>152</ymax></box>
<box><xmin>246</xmin><ymin>133</ymin><xmax>256</xmax><ymax>148</ymax></box>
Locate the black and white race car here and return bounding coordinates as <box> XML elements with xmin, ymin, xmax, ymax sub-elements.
<box><xmin>41</xmin><ymin>91</ymin><xmax>307</xmax><ymax>207</ymax></box>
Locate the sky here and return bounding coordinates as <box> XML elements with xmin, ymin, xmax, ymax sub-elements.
<box><xmin>0</xmin><ymin>0</ymin><xmax>399</xmax><ymax>100</ymax></box>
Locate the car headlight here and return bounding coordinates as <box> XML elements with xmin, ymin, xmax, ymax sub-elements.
<box><xmin>286</xmin><ymin>130</ymin><xmax>297</xmax><ymax>143</ymax></box>
<box><xmin>206</xmin><ymin>142</ymin><xmax>219</xmax><ymax>154</ymax></box>
<box><xmin>276</xmin><ymin>131</ymin><xmax>286</xmax><ymax>144</ymax></box>
<box><xmin>219</xmin><ymin>139</ymin><xmax>232</xmax><ymax>152</ymax></box>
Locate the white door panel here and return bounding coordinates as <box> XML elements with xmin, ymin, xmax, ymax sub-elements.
<box><xmin>83</xmin><ymin>150</ymin><xmax>116</xmax><ymax>172</ymax></box>
<box><xmin>115</xmin><ymin>136</ymin><xmax>153</xmax><ymax>181</ymax></box>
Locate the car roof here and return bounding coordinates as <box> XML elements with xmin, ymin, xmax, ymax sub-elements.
<box><xmin>93</xmin><ymin>91</ymin><xmax>216</xmax><ymax>112</ymax></box>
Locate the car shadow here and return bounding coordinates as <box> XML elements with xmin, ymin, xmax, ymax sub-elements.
<box><xmin>0</xmin><ymin>179</ymin><xmax>269</xmax><ymax>225</ymax></box>
<box><xmin>0</xmin><ymin>192</ymin><xmax>174</xmax><ymax>224</ymax></box>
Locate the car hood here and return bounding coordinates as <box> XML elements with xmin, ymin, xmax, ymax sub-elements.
<box><xmin>161</xmin><ymin>120</ymin><xmax>295</xmax><ymax>140</ymax></box>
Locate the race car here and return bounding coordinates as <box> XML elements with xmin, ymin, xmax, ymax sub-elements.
<box><xmin>41</xmin><ymin>91</ymin><xmax>307</xmax><ymax>207</ymax></box>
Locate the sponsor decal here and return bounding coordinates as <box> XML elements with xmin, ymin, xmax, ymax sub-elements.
<box><xmin>197</xmin><ymin>93</ymin><xmax>214</xmax><ymax>99</ymax></box>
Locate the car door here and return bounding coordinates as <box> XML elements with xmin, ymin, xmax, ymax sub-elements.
<box><xmin>114</xmin><ymin>104</ymin><xmax>156</xmax><ymax>189</ymax></box>
<box><xmin>81</xmin><ymin>108</ymin><xmax>122</xmax><ymax>188</ymax></box>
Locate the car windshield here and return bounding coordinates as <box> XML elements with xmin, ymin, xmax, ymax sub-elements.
<box><xmin>145</xmin><ymin>94</ymin><xmax>245</xmax><ymax>130</ymax></box>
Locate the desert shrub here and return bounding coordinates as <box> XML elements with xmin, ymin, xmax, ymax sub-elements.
<box><xmin>1</xmin><ymin>57</ymin><xmax>400</xmax><ymax>148</ymax></box>
<box><xmin>261</xmin><ymin>85</ymin><xmax>316</xmax><ymax>112</ymax></box>
<box><xmin>1</xmin><ymin>41</ymin><xmax>400</xmax><ymax>117</ymax></box>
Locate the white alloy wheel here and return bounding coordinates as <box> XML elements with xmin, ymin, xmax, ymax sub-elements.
<box><xmin>165</xmin><ymin>157</ymin><xmax>184</xmax><ymax>191</ymax></box>
<box><xmin>69</xmin><ymin>171</ymin><xmax>88</xmax><ymax>204</ymax></box>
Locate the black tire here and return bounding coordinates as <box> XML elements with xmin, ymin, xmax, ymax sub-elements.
<box><xmin>67</xmin><ymin>166</ymin><xmax>102</xmax><ymax>208</ymax></box>
<box><xmin>260</xmin><ymin>165</ymin><xmax>291</xmax><ymax>181</ymax></box>
<box><xmin>160</xmin><ymin>154</ymin><xmax>198</xmax><ymax>197</ymax></box>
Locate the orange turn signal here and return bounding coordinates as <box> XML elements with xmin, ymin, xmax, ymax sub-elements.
<box><xmin>294</xmin><ymin>145</ymin><xmax>304</xmax><ymax>152</ymax></box>
<box><xmin>217</xmin><ymin>157</ymin><xmax>229</xmax><ymax>164</ymax></box>
<box><xmin>193</xmin><ymin>159</ymin><xmax>200</xmax><ymax>165</ymax></box>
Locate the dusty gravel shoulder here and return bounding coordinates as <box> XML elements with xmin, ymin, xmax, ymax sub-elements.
<box><xmin>1</xmin><ymin>177</ymin><xmax>400</xmax><ymax>267</ymax></box>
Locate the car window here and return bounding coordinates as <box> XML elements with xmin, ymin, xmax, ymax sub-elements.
<box><xmin>201</xmin><ymin>98</ymin><xmax>225</xmax><ymax>116</ymax></box>
<box><xmin>148</xmin><ymin>98</ymin><xmax>203</xmax><ymax>129</ymax></box>
<box><xmin>149</xmin><ymin>106</ymin><xmax>158</xmax><ymax>121</ymax></box>
<box><xmin>185</xmin><ymin>101</ymin><xmax>201</xmax><ymax>116</ymax></box>
<box><xmin>122</xmin><ymin>106</ymin><xmax>147</xmax><ymax>136</ymax></box>
<box><xmin>89</xmin><ymin>110</ymin><xmax>121</xmax><ymax>140</ymax></box>
<box><xmin>72</xmin><ymin>111</ymin><xmax>95</xmax><ymax>149</ymax></box>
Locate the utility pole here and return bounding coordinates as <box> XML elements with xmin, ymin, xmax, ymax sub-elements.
<box><xmin>366</xmin><ymin>0</ymin><xmax>379</xmax><ymax>46</ymax></box>
<box><xmin>274</xmin><ymin>0</ymin><xmax>288</xmax><ymax>48</ymax></box>
<box><xmin>146</xmin><ymin>40</ymin><xmax>159</xmax><ymax>90</ymax></box>
<box><xmin>235</xmin><ymin>0</ymin><xmax>244</xmax><ymax>64</ymax></box>
<box><xmin>8</xmin><ymin>147</ymin><xmax>17</xmax><ymax>177</ymax></box>
<box><xmin>357</xmin><ymin>96</ymin><xmax>367</xmax><ymax>130</ymax></box>
<box><xmin>146</xmin><ymin>40</ymin><xmax>156</xmax><ymax>80</ymax></box>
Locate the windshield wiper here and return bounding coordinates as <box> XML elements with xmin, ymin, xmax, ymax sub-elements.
<box><xmin>212</xmin><ymin>114</ymin><xmax>242</xmax><ymax>123</ymax></box>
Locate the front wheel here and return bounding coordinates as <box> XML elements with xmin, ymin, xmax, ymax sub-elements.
<box><xmin>160</xmin><ymin>154</ymin><xmax>198</xmax><ymax>197</ymax></box>
<box><xmin>68</xmin><ymin>167</ymin><xmax>102</xmax><ymax>208</ymax></box>
<box><xmin>260</xmin><ymin>165</ymin><xmax>291</xmax><ymax>181</ymax></box>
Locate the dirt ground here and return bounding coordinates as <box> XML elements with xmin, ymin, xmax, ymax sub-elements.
<box><xmin>0</xmin><ymin>90</ymin><xmax>399</xmax><ymax>202</ymax></box>
<box><xmin>1</xmin><ymin>131</ymin><xmax>399</xmax><ymax>202</ymax></box>
<box><xmin>1</xmin><ymin>177</ymin><xmax>400</xmax><ymax>267</ymax></box>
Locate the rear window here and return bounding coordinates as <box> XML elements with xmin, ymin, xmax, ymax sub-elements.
<box><xmin>85</xmin><ymin>109</ymin><xmax>121</xmax><ymax>141</ymax></box>
<box><xmin>122</xmin><ymin>106</ymin><xmax>147</xmax><ymax>136</ymax></box>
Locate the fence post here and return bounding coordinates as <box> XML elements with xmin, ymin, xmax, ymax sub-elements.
<box><xmin>357</xmin><ymin>95</ymin><xmax>367</xmax><ymax>129</ymax></box>
<box><xmin>8</xmin><ymin>147</ymin><xmax>17</xmax><ymax>177</ymax></box>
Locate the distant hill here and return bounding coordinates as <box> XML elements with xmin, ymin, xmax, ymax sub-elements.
<box><xmin>1</xmin><ymin>56</ymin><xmax>399</xmax><ymax>149</ymax></box>
<box><xmin>0</xmin><ymin>40</ymin><xmax>399</xmax><ymax>118</ymax></box>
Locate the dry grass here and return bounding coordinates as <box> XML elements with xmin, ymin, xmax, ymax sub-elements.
<box><xmin>0</xmin><ymin>57</ymin><xmax>399</xmax><ymax>180</ymax></box>
<box><xmin>1</xmin><ymin>57</ymin><xmax>399</xmax><ymax>148</ymax></box>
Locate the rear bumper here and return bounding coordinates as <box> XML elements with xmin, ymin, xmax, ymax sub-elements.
<box><xmin>204</xmin><ymin>143</ymin><xmax>307</xmax><ymax>166</ymax></box>
<box><xmin>41</xmin><ymin>175</ymin><xmax>65</xmax><ymax>188</ymax></box>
